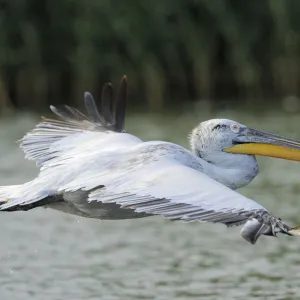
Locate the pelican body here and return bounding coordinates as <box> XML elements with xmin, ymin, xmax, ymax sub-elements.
<box><xmin>1</xmin><ymin>76</ymin><xmax>300</xmax><ymax>245</ymax></box>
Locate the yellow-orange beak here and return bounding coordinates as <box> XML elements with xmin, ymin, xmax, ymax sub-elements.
<box><xmin>224</xmin><ymin>128</ymin><xmax>300</xmax><ymax>161</ymax></box>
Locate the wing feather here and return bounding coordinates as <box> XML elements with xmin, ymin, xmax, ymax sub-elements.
<box><xmin>20</xmin><ymin>76</ymin><xmax>127</xmax><ymax>167</ymax></box>
<box><xmin>33</xmin><ymin>140</ymin><xmax>265</xmax><ymax>227</ymax></box>
<box><xmin>78</xmin><ymin>156</ymin><xmax>267</xmax><ymax>226</ymax></box>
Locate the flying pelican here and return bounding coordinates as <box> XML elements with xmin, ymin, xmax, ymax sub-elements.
<box><xmin>1</xmin><ymin>76</ymin><xmax>300</xmax><ymax>245</ymax></box>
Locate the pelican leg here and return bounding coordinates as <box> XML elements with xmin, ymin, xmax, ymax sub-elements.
<box><xmin>241</xmin><ymin>212</ymin><xmax>293</xmax><ymax>244</ymax></box>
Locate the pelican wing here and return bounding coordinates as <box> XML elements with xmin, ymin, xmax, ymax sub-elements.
<box><xmin>83</xmin><ymin>159</ymin><xmax>267</xmax><ymax>226</ymax></box>
<box><xmin>2</xmin><ymin>128</ymin><xmax>267</xmax><ymax>227</ymax></box>
<box><xmin>40</xmin><ymin>140</ymin><xmax>267</xmax><ymax>227</ymax></box>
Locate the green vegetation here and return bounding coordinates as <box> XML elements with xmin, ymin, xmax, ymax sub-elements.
<box><xmin>0</xmin><ymin>0</ymin><xmax>299</xmax><ymax>111</ymax></box>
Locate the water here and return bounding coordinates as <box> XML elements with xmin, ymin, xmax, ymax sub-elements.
<box><xmin>1</xmin><ymin>107</ymin><xmax>300</xmax><ymax>300</ymax></box>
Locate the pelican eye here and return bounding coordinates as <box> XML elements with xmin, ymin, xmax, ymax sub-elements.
<box><xmin>230</xmin><ymin>124</ymin><xmax>240</xmax><ymax>133</ymax></box>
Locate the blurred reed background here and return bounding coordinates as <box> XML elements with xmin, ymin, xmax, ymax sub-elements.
<box><xmin>0</xmin><ymin>0</ymin><xmax>299</xmax><ymax>112</ymax></box>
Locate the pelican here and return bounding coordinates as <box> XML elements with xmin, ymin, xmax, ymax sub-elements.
<box><xmin>1</xmin><ymin>76</ymin><xmax>300</xmax><ymax>245</ymax></box>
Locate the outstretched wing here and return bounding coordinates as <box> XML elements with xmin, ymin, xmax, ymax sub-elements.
<box><xmin>20</xmin><ymin>76</ymin><xmax>127</xmax><ymax>167</ymax></box>
<box><xmin>83</xmin><ymin>158</ymin><xmax>267</xmax><ymax>226</ymax></box>
<box><xmin>1</xmin><ymin>140</ymin><xmax>268</xmax><ymax>226</ymax></box>
<box><xmin>31</xmin><ymin>140</ymin><xmax>267</xmax><ymax>227</ymax></box>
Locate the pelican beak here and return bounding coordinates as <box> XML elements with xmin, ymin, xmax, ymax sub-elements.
<box><xmin>224</xmin><ymin>127</ymin><xmax>300</xmax><ymax>161</ymax></box>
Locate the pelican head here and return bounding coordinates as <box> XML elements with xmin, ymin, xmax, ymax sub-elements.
<box><xmin>189</xmin><ymin>119</ymin><xmax>300</xmax><ymax>189</ymax></box>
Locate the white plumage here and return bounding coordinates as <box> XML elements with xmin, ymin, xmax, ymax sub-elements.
<box><xmin>1</xmin><ymin>76</ymin><xmax>299</xmax><ymax>244</ymax></box>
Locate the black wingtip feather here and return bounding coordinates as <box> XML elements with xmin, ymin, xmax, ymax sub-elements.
<box><xmin>49</xmin><ymin>75</ymin><xmax>128</xmax><ymax>132</ymax></box>
<box><xmin>101</xmin><ymin>83</ymin><xmax>114</xmax><ymax>125</ymax></box>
